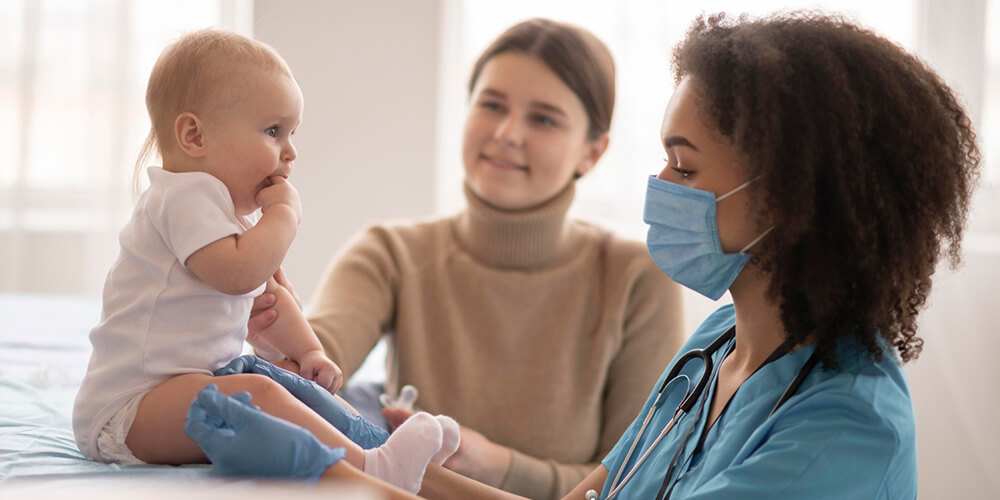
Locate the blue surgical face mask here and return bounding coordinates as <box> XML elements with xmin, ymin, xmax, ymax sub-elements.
<box><xmin>644</xmin><ymin>175</ymin><xmax>773</xmax><ymax>300</ymax></box>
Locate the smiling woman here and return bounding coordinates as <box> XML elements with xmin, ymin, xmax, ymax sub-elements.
<box><xmin>462</xmin><ymin>52</ymin><xmax>605</xmax><ymax>210</ymax></box>
<box><xmin>249</xmin><ymin>18</ymin><xmax>685</xmax><ymax>499</ymax></box>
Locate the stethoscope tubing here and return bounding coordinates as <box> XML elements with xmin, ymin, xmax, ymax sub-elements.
<box><xmin>607</xmin><ymin>373</ymin><xmax>692</xmax><ymax>500</ymax></box>
<box><xmin>606</xmin><ymin>408</ymin><xmax>685</xmax><ymax>500</ymax></box>
<box><xmin>601</xmin><ymin>326</ymin><xmax>818</xmax><ymax>500</ymax></box>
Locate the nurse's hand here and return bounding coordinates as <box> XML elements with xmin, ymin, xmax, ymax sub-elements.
<box><xmin>383</xmin><ymin>407</ymin><xmax>512</xmax><ymax>488</ymax></box>
<box><xmin>216</xmin><ymin>355</ymin><xmax>388</xmax><ymax>449</ymax></box>
<box><xmin>185</xmin><ymin>384</ymin><xmax>346</xmax><ymax>480</ymax></box>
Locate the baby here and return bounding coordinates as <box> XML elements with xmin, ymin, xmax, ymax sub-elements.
<box><xmin>72</xmin><ymin>29</ymin><xmax>455</xmax><ymax>492</ymax></box>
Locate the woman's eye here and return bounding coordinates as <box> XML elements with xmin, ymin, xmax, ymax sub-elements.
<box><xmin>532</xmin><ymin>114</ymin><xmax>556</xmax><ymax>127</ymax></box>
<box><xmin>480</xmin><ymin>101</ymin><xmax>503</xmax><ymax>112</ymax></box>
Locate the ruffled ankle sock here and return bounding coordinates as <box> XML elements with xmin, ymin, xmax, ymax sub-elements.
<box><xmin>362</xmin><ymin>411</ymin><xmax>442</xmax><ymax>493</ymax></box>
<box><xmin>432</xmin><ymin>415</ymin><xmax>460</xmax><ymax>464</ymax></box>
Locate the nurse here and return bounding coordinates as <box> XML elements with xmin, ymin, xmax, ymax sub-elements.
<box><xmin>184</xmin><ymin>11</ymin><xmax>979</xmax><ymax>499</ymax></box>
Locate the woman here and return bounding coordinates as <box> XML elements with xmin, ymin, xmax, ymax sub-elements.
<box><xmin>247</xmin><ymin>18</ymin><xmax>685</xmax><ymax>499</ymax></box>
<box><xmin>197</xmin><ymin>11</ymin><xmax>979</xmax><ymax>499</ymax></box>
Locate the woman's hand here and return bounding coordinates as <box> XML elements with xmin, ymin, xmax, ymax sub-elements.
<box><xmin>383</xmin><ymin>407</ymin><xmax>512</xmax><ymax>488</ymax></box>
<box><xmin>247</xmin><ymin>267</ymin><xmax>306</xmax><ymax>360</ymax></box>
<box><xmin>248</xmin><ymin>267</ymin><xmax>303</xmax><ymax>336</ymax></box>
<box><xmin>271</xmin><ymin>267</ymin><xmax>303</xmax><ymax>307</ymax></box>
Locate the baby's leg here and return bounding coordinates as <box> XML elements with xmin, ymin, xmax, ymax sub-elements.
<box><xmin>126</xmin><ymin>373</ymin><xmax>364</xmax><ymax>466</ymax></box>
<box><xmin>129</xmin><ymin>374</ymin><xmax>444</xmax><ymax>492</ymax></box>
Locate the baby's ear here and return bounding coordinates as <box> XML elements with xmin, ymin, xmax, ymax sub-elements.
<box><xmin>174</xmin><ymin>112</ymin><xmax>206</xmax><ymax>157</ymax></box>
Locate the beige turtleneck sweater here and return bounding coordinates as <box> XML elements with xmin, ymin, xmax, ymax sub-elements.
<box><xmin>307</xmin><ymin>184</ymin><xmax>684</xmax><ymax>499</ymax></box>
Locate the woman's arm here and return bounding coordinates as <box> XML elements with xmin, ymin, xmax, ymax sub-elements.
<box><xmin>596</xmin><ymin>257</ymin><xmax>685</xmax><ymax>459</ymax></box>
<box><xmin>306</xmin><ymin>226</ymin><xmax>401</xmax><ymax>376</ymax></box>
<box><xmin>561</xmin><ymin>466</ymin><xmax>609</xmax><ymax>500</ymax></box>
<box><xmin>247</xmin><ymin>226</ymin><xmax>398</xmax><ymax>376</ymax></box>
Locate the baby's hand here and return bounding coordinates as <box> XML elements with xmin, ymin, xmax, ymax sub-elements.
<box><xmin>257</xmin><ymin>176</ymin><xmax>302</xmax><ymax>223</ymax></box>
<box><xmin>298</xmin><ymin>349</ymin><xmax>343</xmax><ymax>394</ymax></box>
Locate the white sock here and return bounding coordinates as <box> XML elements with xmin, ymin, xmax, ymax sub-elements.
<box><xmin>363</xmin><ymin>411</ymin><xmax>442</xmax><ymax>493</ymax></box>
<box><xmin>432</xmin><ymin>415</ymin><xmax>460</xmax><ymax>464</ymax></box>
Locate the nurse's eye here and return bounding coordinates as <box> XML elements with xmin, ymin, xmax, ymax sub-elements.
<box><xmin>672</xmin><ymin>166</ymin><xmax>694</xmax><ymax>178</ymax></box>
<box><xmin>664</xmin><ymin>158</ymin><xmax>694</xmax><ymax>179</ymax></box>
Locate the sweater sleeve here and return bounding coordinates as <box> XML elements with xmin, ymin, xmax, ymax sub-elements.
<box><xmin>501</xmin><ymin>250</ymin><xmax>686</xmax><ymax>499</ymax></box>
<box><xmin>600</xmin><ymin>254</ymin><xmax>685</xmax><ymax>460</ymax></box>
<box><xmin>306</xmin><ymin>226</ymin><xmax>401</xmax><ymax>379</ymax></box>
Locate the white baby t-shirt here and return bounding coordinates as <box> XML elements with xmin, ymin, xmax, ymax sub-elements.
<box><xmin>73</xmin><ymin>167</ymin><xmax>265</xmax><ymax>461</ymax></box>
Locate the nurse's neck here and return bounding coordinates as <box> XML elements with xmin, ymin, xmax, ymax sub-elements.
<box><xmin>727</xmin><ymin>266</ymin><xmax>791</xmax><ymax>374</ymax></box>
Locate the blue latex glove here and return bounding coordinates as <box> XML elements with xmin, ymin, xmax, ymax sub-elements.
<box><xmin>215</xmin><ymin>355</ymin><xmax>389</xmax><ymax>449</ymax></box>
<box><xmin>184</xmin><ymin>384</ymin><xmax>345</xmax><ymax>480</ymax></box>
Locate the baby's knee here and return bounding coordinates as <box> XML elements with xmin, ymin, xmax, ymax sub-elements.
<box><xmin>215</xmin><ymin>373</ymin><xmax>294</xmax><ymax>406</ymax></box>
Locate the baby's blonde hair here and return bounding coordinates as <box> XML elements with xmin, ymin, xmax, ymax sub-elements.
<box><xmin>133</xmin><ymin>29</ymin><xmax>292</xmax><ymax>196</ymax></box>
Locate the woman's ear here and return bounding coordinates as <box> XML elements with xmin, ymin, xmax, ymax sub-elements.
<box><xmin>574</xmin><ymin>132</ymin><xmax>610</xmax><ymax>178</ymax></box>
<box><xmin>174</xmin><ymin>112</ymin><xmax>207</xmax><ymax>158</ymax></box>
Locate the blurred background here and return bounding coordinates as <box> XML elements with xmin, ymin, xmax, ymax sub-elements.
<box><xmin>0</xmin><ymin>1</ymin><xmax>997</xmax><ymax>497</ymax></box>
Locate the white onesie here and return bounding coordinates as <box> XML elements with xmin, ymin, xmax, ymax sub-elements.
<box><xmin>73</xmin><ymin>167</ymin><xmax>264</xmax><ymax>462</ymax></box>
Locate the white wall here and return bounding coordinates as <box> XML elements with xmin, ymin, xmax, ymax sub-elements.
<box><xmin>908</xmin><ymin>248</ymin><xmax>1000</xmax><ymax>498</ymax></box>
<box><xmin>252</xmin><ymin>0</ymin><xmax>443</xmax><ymax>299</ymax></box>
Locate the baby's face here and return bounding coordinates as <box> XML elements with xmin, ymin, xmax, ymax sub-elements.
<box><xmin>200</xmin><ymin>67</ymin><xmax>304</xmax><ymax>216</ymax></box>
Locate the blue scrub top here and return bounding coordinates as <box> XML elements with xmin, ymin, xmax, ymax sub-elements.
<box><xmin>600</xmin><ymin>305</ymin><xmax>917</xmax><ymax>499</ymax></box>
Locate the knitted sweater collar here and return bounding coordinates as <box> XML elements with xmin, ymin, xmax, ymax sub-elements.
<box><xmin>454</xmin><ymin>182</ymin><xmax>582</xmax><ymax>270</ymax></box>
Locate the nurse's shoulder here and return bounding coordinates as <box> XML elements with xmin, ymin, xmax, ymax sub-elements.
<box><xmin>772</xmin><ymin>337</ymin><xmax>917</xmax><ymax>498</ymax></box>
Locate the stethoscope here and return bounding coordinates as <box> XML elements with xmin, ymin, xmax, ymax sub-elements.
<box><xmin>587</xmin><ymin>326</ymin><xmax>820</xmax><ymax>500</ymax></box>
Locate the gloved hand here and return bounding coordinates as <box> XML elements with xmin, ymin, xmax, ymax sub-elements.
<box><xmin>184</xmin><ymin>384</ymin><xmax>345</xmax><ymax>480</ymax></box>
<box><xmin>215</xmin><ymin>355</ymin><xmax>389</xmax><ymax>449</ymax></box>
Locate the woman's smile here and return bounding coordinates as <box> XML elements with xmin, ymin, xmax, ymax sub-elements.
<box><xmin>481</xmin><ymin>153</ymin><xmax>528</xmax><ymax>172</ymax></box>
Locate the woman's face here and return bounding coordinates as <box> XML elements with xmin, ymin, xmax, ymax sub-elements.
<box><xmin>462</xmin><ymin>52</ymin><xmax>607</xmax><ymax>210</ymax></box>
<box><xmin>657</xmin><ymin>77</ymin><xmax>765</xmax><ymax>253</ymax></box>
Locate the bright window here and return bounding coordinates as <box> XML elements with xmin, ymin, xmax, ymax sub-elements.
<box><xmin>0</xmin><ymin>0</ymin><xmax>251</xmax><ymax>293</ymax></box>
<box><xmin>0</xmin><ymin>0</ymin><xmax>251</xmax><ymax>233</ymax></box>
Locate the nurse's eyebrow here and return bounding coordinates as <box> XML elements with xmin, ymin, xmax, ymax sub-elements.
<box><xmin>663</xmin><ymin>135</ymin><xmax>700</xmax><ymax>152</ymax></box>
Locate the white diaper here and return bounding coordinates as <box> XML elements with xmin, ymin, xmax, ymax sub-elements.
<box><xmin>94</xmin><ymin>391</ymin><xmax>147</xmax><ymax>464</ymax></box>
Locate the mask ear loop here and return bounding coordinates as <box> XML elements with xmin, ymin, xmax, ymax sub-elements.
<box><xmin>739</xmin><ymin>226</ymin><xmax>774</xmax><ymax>254</ymax></box>
<box><xmin>715</xmin><ymin>175</ymin><xmax>761</xmax><ymax>202</ymax></box>
<box><xmin>712</xmin><ymin>175</ymin><xmax>773</xmax><ymax>254</ymax></box>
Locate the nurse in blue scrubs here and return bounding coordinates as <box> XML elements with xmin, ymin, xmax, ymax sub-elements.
<box><xmin>183</xmin><ymin>11</ymin><xmax>980</xmax><ymax>500</ymax></box>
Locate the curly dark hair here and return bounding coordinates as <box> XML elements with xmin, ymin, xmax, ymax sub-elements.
<box><xmin>672</xmin><ymin>12</ymin><xmax>980</xmax><ymax>367</ymax></box>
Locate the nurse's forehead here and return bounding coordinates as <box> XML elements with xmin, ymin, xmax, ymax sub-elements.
<box><xmin>659</xmin><ymin>82</ymin><xmax>707</xmax><ymax>149</ymax></box>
